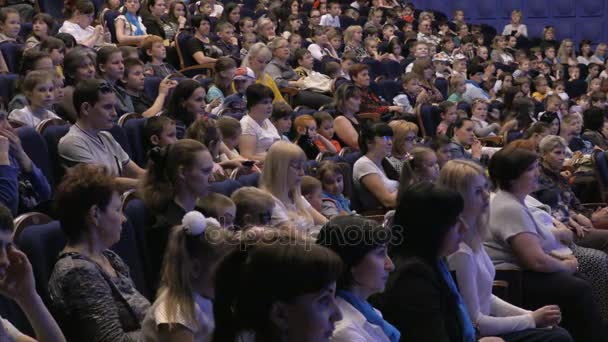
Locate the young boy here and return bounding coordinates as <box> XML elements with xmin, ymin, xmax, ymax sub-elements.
<box><xmin>532</xmin><ymin>76</ymin><xmax>550</xmax><ymax>102</ymax></box>
<box><xmin>140</xmin><ymin>35</ymin><xmax>179</xmax><ymax>78</ymax></box>
<box><xmin>270</xmin><ymin>101</ymin><xmax>293</xmax><ymax>141</ymax></box>
<box><xmin>230</xmin><ymin>186</ymin><xmax>275</xmax><ymax>230</ymax></box>
<box><xmin>313</xmin><ymin>111</ymin><xmax>340</xmax><ymax>153</ymax></box>
<box><xmin>196</xmin><ymin>193</ymin><xmax>236</xmax><ymax>229</ymax></box>
<box><xmin>221</xmin><ymin>67</ymin><xmax>255</xmax><ymax>120</ymax></box>
<box><xmin>512</xmin><ymin>58</ymin><xmax>530</xmax><ymax>78</ymax></box>
<box><xmin>215</xmin><ymin>21</ymin><xmax>241</xmax><ymax>63</ymax></box>
<box><xmin>239</xmin><ymin>32</ymin><xmax>257</xmax><ymax>63</ymax></box>
<box><xmin>121</xmin><ymin>57</ymin><xmax>177</xmax><ymax>117</ymax></box>
<box><xmin>301</xmin><ymin>175</ymin><xmax>323</xmax><ymax>212</ymax></box>
<box><xmin>294</xmin><ymin>114</ymin><xmax>334</xmax><ymax>160</ymax></box>
<box><xmin>393</xmin><ymin>73</ymin><xmax>423</xmax><ymax>114</ymax></box>
<box><xmin>320</xmin><ymin>1</ymin><xmax>341</xmax><ymax>28</ymax></box>
<box><xmin>436</xmin><ymin>101</ymin><xmax>457</xmax><ymax>136</ymax></box>
<box><xmin>143</xmin><ymin>115</ymin><xmax>178</xmax><ymax>153</ymax></box>
<box><xmin>217</xmin><ymin>116</ymin><xmax>246</xmax><ymax>161</ymax></box>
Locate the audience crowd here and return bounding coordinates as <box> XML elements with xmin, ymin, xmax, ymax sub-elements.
<box><xmin>2</xmin><ymin>0</ymin><xmax>608</xmax><ymax>340</ymax></box>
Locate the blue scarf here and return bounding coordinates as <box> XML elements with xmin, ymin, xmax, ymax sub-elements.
<box><xmin>125</xmin><ymin>12</ymin><xmax>145</xmax><ymax>36</ymax></box>
<box><xmin>322</xmin><ymin>192</ymin><xmax>351</xmax><ymax>214</ymax></box>
<box><xmin>437</xmin><ymin>260</ymin><xmax>476</xmax><ymax>342</ymax></box>
<box><xmin>337</xmin><ymin>290</ymin><xmax>400</xmax><ymax>342</ymax></box>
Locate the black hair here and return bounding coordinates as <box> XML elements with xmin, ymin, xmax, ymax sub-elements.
<box><xmin>583</xmin><ymin>107</ymin><xmax>606</xmax><ymax>132</ymax></box>
<box><xmin>0</xmin><ymin>205</ymin><xmax>14</xmax><ymax>233</ymax></box>
<box><xmin>523</xmin><ymin>121</ymin><xmax>550</xmax><ymax>139</ymax></box>
<box><xmin>538</xmin><ymin>111</ymin><xmax>560</xmax><ymax>136</ymax></box>
<box><xmin>55</xmin><ymin>33</ymin><xmax>77</xmax><ymax>49</ymax></box>
<box><xmin>317</xmin><ymin>216</ymin><xmax>391</xmax><ymax>289</ymax></box>
<box><xmin>488</xmin><ymin>146</ymin><xmax>538</xmax><ymax>191</ymax></box>
<box><xmin>358</xmin><ymin>122</ymin><xmax>393</xmax><ymax>154</ymax></box>
<box><xmin>446</xmin><ymin>116</ymin><xmax>471</xmax><ymax>138</ymax></box>
<box><xmin>391</xmin><ymin>182</ymin><xmax>463</xmax><ymax>261</ymax></box>
<box><xmin>165</xmin><ymin>79</ymin><xmax>204</xmax><ymax>127</ymax></box>
<box><xmin>191</xmin><ymin>14</ymin><xmax>210</xmax><ymax>30</ymax></box>
<box><xmin>245</xmin><ymin>84</ymin><xmax>274</xmax><ymax>110</ymax></box>
<box><xmin>73</xmin><ymin>78</ymin><xmax>115</xmax><ymax>117</ymax></box>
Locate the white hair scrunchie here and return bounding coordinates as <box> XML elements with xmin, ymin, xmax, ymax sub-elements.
<box><xmin>182</xmin><ymin>211</ymin><xmax>220</xmax><ymax>236</ymax></box>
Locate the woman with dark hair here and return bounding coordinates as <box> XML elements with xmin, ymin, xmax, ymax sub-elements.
<box><xmin>164</xmin><ymin>0</ymin><xmax>188</xmax><ymax>41</ymax></box>
<box><xmin>447</xmin><ymin>117</ymin><xmax>482</xmax><ymax>161</ymax></box>
<box><xmin>186</xmin><ymin>15</ymin><xmax>221</xmax><ymax>65</ymax></box>
<box><xmin>332</xmin><ymin>83</ymin><xmax>362</xmax><ymax>150</ymax></box>
<box><xmin>57</xmin><ymin>47</ymin><xmax>96</xmax><ymax>122</ymax></box>
<box><xmin>213</xmin><ymin>235</ymin><xmax>343</xmax><ymax>342</ymax></box>
<box><xmin>582</xmin><ymin>107</ymin><xmax>608</xmax><ymax>150</ymax></box>
<box><xmin>238</xmin><ymin>84</ymin><xmax>280</xmax><ymax>161</ymax></box>
<box><xmin>353</xmin><ymin>122</ymin><xmax>398</xmax><ymax>209</ymax></box>
<box><xmin>411</xmin><ymin>58</ymin><xmax>444</xmax><ymax>103</ymax></box>
<box><xmin>538</xmin><ymin>111</ymin><xmax>560</xmax><ymax>136</ymax></box>
<box><xmin>374</xmin><ymin>182</ymin><xmax>477</xmax><ymax>341</ymax></box>
<box><xmin>141</xmin><ymin>0</ymin><xmax>168</xmax><ymax>39</ymax></box>
<box><xmin>139</xmin><ymin>139</ymin><xmax>214</xmax><ymax>291</ymax></box>
<box><xmin>485</xmin><ymin>146</ymin><xmax>605</xmax><ymax>342</ymax></box>
<box><xmin>165</xmin><ymin>79</ymin><xmax>208</xmax><ymax>139</ymax></box>
<box><xmin>49</xmin><ymin>164</ymin><xmax>151</xmax><ymax>341</ymax></box>
<box><xmin>221</xmin><ymin>3</ymin><xmax>241</xmax><ymax>29</ymax></box>
<box><xmin>317</xmin><ymin>215</ymin><xmax>399</xmax><ymax>342</ymax></box>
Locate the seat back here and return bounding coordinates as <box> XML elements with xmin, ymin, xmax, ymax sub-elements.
<box><xmin>103</xmin><ymin>10</ymin><xmax>120</xmax><ymax>43</ymax></box>
<box><xmin>42</xmin><ymin>124</ymin><xmax>70</xmax><ymax>185</ymax></box>
<box><xmin>111</xmin><ymin>219</ymin><xmax>152</xmax><ymax>300</ymax></box>
<box><xmin>0</xmin><ymin>73</ymin><xmax>18</xmax><ymax>108</ymax></box>
<box><xmin>0</xmin><ymin>42</ymin><xmax>24</xmax><ymax>74</ymax></box>
<box><xmin>107</xmin><ymin>125</ymin><xmax>133</xmax><ymax>159</ymax></box>
<box><xmin>123</xmin><ymin>117</ymin><xmax>148</xmax><ymax>168</ymax></box>
<box><xmin>17</xmin><ymin>127</ymin><xmax>54</xmax><ymax>187</ymax></box>
<box><xmin>593</xmin><ymin>150</ymin><xmax>608</xmax><ymax>202</ymax></box>
<box><xmin>35</xmin><ymin>0</ymin><xmax>64</xmax><ymax>19</ymax></box>
<box><xmin>13</xmin><ymin>212</ymin><xmax>52</xmax><ymax>241</ymax></box>
<box><xmin>417</xmin><ymin>103</ymin><xmax>439</xmax><ymax>137</ymax></box>
<box><xmin>117</xmin><ymin>112</ymin><xmax>142</xmax><ymax>127</ymax></box>
<box><xmin>175</xmin><ymin>30</ymin><xmax>196</xmax><ymax>69</ymax></box>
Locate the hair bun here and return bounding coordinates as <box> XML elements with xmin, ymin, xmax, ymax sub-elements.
<box><xmin>182</xmin><ymin>211</ymin><xmax>207</xmax><ymax>236</ymax></box>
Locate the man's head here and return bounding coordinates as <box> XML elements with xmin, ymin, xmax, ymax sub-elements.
<box><xmin>74</xmin><ymin>78</ymin><xmax>117</xmax><ymax>130</ymax></box>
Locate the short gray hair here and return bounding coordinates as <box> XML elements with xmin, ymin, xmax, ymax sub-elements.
<box><xmin>538</xmin><ymin>135</ymin><xmax>567</xmax><ymax>154</ymax></box>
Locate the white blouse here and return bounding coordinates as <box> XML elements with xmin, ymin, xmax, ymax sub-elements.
<box><xmin>240</xmin><ymin>115</ymin><xmax>280</xmax><ymax>155</ymax></box>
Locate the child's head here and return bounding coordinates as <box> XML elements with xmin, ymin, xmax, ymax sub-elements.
<box><xmin>32</xmin><ymin>13</ymin><xmax>53</xmax><ymax>39</ymax></box>
<box><xmin>270</xmin><ymin>102</ymin><xmax>294</xmax><ymax>135</ymax></box>
<box><xmin>324</xmin><ymin>61</ymin><xmax>341</xmax><ymax>79</ymax></box>
<box><xmin>214</xmin><ymin>56</ymin><xmax>237</xmax><ymax>81</ymax></box>
<box><xmin>143</xmin><ymin>115</ymin><xmax>177</xmax><ymax>150</ymax></box>
<box><xmin>216</xmin><ymin>21</ymin><xmax>236</xmax><ymax>44</ymax></box>
<box><xmin>122</xmin><ymin>57</ymin><xmax>145</xmax><ymax>92</ymax></box>
<box><xmin>288</xmin><ymin>33</ymin><xmax>302</xmax><ymax>50</ymax></box>
<box><xmin>294</xmin><ymin>48</ymin><xmax>314</xmax><ymax>70</ymax></box>
<box><xmin>239</xmin><ymin>17</ymin><xmax>255</xmax><ymax>35</ymax></box>
<box><xmin>328</xmin><ymin>1</ymin><xmax>341</xmax><ymax>16</ymax></box>
<box><xmin>196</xmin><ymin>193</ymin><xmax>237</xmax><ymax>229</ymax></box>
<box><xmin>68</xmin><ymin>0</ymin><xmax>95</xmax><ymax>29</ymax></box>
<box><xmin>22</xmin><ymin>70</ymin><xmax>55</xmax><ymax>110</ymax></box>
<box><xmin>400</xmin><ymin>147</ymin><xmax>440</xmax><ymax>185</ymax></box>
<box><xmin>198</xmin><ymin>0</ymin><xmax>213</xmax><ymax>16</ymax></box>
<box><xmin>533</xmin><ymin>76</ymin><xmax>548</xmax><ymax>95</ymax></box>
<box><xmin>568</xmin><ymin>65</ymin><xmax>580</xmax><ymax>80</ymax></box>
<box><xmin>140</xmin><ymin>35</ymin><xmax>166</xmax><ymax>62</ymax></box>
<box><xmin>0</xmin><ymin>8</ymin><xmax>20</xmax><ymax>39</ymax></box>
<box><xmin>293</xmin><ymin>114</ymin><xmax>317</xmax><ymax>140</ymax></box>
<box><xmin>514</xmin><ymin>76</ymin><xmax>531</xmax><ymax>95</ymax></box>
<box><xmin>314</xmin><ymin>111</ymin><xmax>334</xmax><ymax>140</ymax></box>
<box><xmin>518</xmin><ymin>58</ymin><xmax>530</xmax><ymax>72</ymax></box>
<box><xmin>429</xmin><ymin>134</ymin><xmax>453</xmax><ymax>167</ymax></box>
<box><xmin>544</xmin><ymin>94</ymin><xmax>562</xmax><ymax>112</ymax></box>
<box><xmin>439</xmin><ymin>101</ymin><xmax>457</xmax><ymax>124</ymax></box>
<box><xmin>53</xmin><ymin>72</ymin><xmax>65</xmax><ymax>105</ymax></box>
<box><xmin>591</xmin><ymin>91</ymin><xmax>607</xmax><ymax>109</ymax></box>
<box><xmin>217</xmin><ymin>116</ymin><xmax>242</xmax><ymax>150</ymax></box>
<box><xmin>327</xmin><ymin>29</ymin><xmax>342</xmax><ymax>51</ymax></box>
<box><xmin>232</xmin><ymin>67</ymin><xmax>255</xmax><ymax>94</ymax></box>
<box><xmin>402</xmin><ymin>73</ymin><xmax>421</xmax><ymax>95</ymax></box>
<box><xmin>450</xmin><ymin>75</ymin><xmax>466</xmax><ymax>95</ymax></box>
<box><xmin>318</xmin><ymin>161</ymin><xmax>345</xmax><ymax>197</ymax></box>
<box><xmin>471</xmin><ymin>99</ymin><xmax>489</xmax><ymax>120</ymax></box>
<box><xmin>301</xmin><ymin>175</ymin><xmax>323</xmax><ymax>212</ymax></box>
<box><xmin>382</xmin><ymin>24</ymin><xmax>395</xmax><ymax>40</ymax></box>
<box><xmin>241</xmin><ymin>32</ymin><xmax>257</xmax><ymax>51</ymax></box>
<box><xmin>96</xmin><ymin>46</ymin><xmax>125</xmax><ymax>82</ymax></box>
<box><xmin>19</xmin><ymin>50</ymin><xmax>53</xmax><ymax>75</ymax></box>
<box><xmin>230</xmin><ymin>186</ymin><xmax>275</xmax><ymax>229</ymax></box>
<box><xmin>39</xmin><ymin>37</ymin><xmax>66</xmax><ymax>67</ymax></box>
<box><xmin>589</xmin><ymin>78</ymin><xmax>602</xmax><ymax>93</ymax></box>
<box><xmin>185</xmin><ymin>118</ymin><xmax>222</xmax><ymax>159</ymax></box>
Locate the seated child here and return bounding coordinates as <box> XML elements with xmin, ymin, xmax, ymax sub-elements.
<box><xmin>393</xmin><ymin>73</ymin><xmax>424</xmax><ymax>114</ymax></box>
<box><xmin>318</xmin><ymin>161</ymin><xmax>351</xmax><ymax>218</ymax></box>
<box><xmin>270</xmin><ymin>102</ymin><xmax>294</xmax><ymax>141</ymax></box>
<box><xmin>9</xmin><ymin>70</ymin><xmax>61</xmax><ymax>127</ymax></box>
<box><xmin>141</xmin><ymin>35</ymin><xmax>180</xmax><ymax>78</ymax></box>
<box><xmin>217</xmin><ymin>116</ymin><xmax>246</xmax><ymax>162</ymax></box>
<box><xmin>196</xmin><ymin>192</ymin><xmax>236</xmax><ymax>229</ymax></box>
<box><xmin>301</xmin><ymin>175</ymin><xmax>323</xmax><ymax>213</ymax></box>
<box><xmin>447</xmin><ymin>75</ymin><xmax>466</xmax><ymax>103</ymax></box>
<box><xmin>532</xmin><ymin>75</ymin><xmax>550</xmax><ymax>102</ymax></box>
<box><xmin>313</xmin><ymin>111</ymin><xmax>340</xmax><ymax>153</ymax></box>
<box><xmin>39</xmin><ymin>37</ymin><xmax>66</xmax><ymax>77</ymax></box>
<box><xmin>470</xmin><ymin>99</ymin><xmax>501</xmax><ymax>137</ymax></box>
<box><xmin>221</xmin><ymin>67</ymin><xmax>255</xmax><ymax>120</ymax></box>
<box><xmin>436</xmin><ymin>101</ymin><xmax>457</xmax><ymax>136</ymax></box>
<box><xmin>143</xmin><ymin>115</ymin><xmax>178</xmax><ymax>156</ymax></box>
<box><xmin>186</xmin><ymin>118</ymin><xmax>238</xmax><ymax>180</ymax></box>
<box><xmin>230</xmin><ymin>186</ymin><xmax>275</xmax><ymax>230</ymax></box>
<box><xmin>294</xmin><ymin>114</ymin><xmax>334</xmax><ymax>160</ymax></box>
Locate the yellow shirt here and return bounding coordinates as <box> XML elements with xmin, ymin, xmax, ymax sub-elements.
<box><xmin>231</xmin><ymin>73</ymin><xmax>286</xmax><ymax>103</ymax></box>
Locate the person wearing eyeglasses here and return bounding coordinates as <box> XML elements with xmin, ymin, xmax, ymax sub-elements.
<box><xmin>58</xmin><ymin>78</ymin><xmax>146</xmax><ymax>192</ymax></box>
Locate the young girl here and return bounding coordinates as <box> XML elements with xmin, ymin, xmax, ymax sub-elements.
<box><xmin>26</xmin><ymin>13</ymin><xmax>54</xmax><ymax>50</ymax></box>
<box><xmin>59</xmin><ymin>0</ymin><xmax>110</xmax><ymax>48</ymax></box>
<box><xmin>164</xmin><ymin>0</ymin><xmax>188</xmax><ymax>41</ymax></box>
<box><xmin>96</xmin><ymin>46</ymin><xmax>134</xmax><ymax>115</ymax></box>
<box><xmin>9</xmin><ymin>70</ymin><xmax>61</xmax><ymax>127</ymax></box>
<box><xmin>314</xmin><ymin>111</ymin><xmax>341</xmax><ymax>153</ymax></box>
<box><xmin>140</xmin><ymin>211</ymin><xmax>235</xmax><ymax>341</ymax></box>
<box><xmin>319</xmin><ymin>161</ymin><xmax>352</xmax><ymax>218</ymax></box>
<box><xmin>0</xmin><ymin>8</ymin><xmax>20</xmax><ymax>44</ymax></box>
<box><xmin>206</xmin><ymin>56</ymin><xmax>237</xmax><ymax>104</ymax></box>
<box><xmin>115</xmin><ymin>0</ymin><xmax>149</xmax><ymax>45</ymax></box>
<box><xmin>447</xmin><ymin>75</ymin><xmax>466</xmax><ymax>103</ymax></box>
<box><xmin>436</xmin><ymin>101</ymin><xmax>457</xmax><ymax>135</ymax></box>
<box><xmin>470</xmin><ymin>99</ymin><xmax>500</xmax><ymax>137</ymax></box>
<box><xmin>217</xmin><ymin>116</ymin><xmax>247</xmax><ymax>162</ymax></box>
<box><xmin>398</xmin><ymin>147</ymin><xmax>440</xmax><ymax>188</ymax></box>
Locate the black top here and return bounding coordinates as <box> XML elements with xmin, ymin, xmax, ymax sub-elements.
<box><xmin>142</xmin><ymin>13</ymin><xmax>166</xmax><ymax>40</ymax></box>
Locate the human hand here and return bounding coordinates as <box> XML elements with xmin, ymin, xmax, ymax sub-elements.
<box><xmin>178</xmin><ymin>16</ymin><xmax>187</xmax><ymax>27</ymax></box>
<box><xmin>471</xmin><ymin>138</ymin><xmax>482</xmax><ymax>159</ymax></box>
<box><xmin>158</xmin><ymin>78</ymin><xmax>178</xmax><ymax>96</ymax></box>
<box><xmin>569</xmin><ymin>218</ymin><xmax>589</xmax><ymax>238</ymax></box>
<box><xmin>0</xmin><ymin>128</ymin><xmax>31</xmax><ymax>171</ymax></box>
<box><xmin>0</xmin><ymin>247</ymin><xmax>36</xmax><ymax>303</ymax></box>
<box><xmin>209</xmin><ymin>97</ymin><xmax>222</xmax><ymax>109</ymax></box>
<box><xmin>531</xmin><ymin>305</ymin><xmax>562</xmax><ymax>328</ymax></box>
<box><xmin>563</xmin><ymin>258</ymin><xmax>579</xmax><ymax>274</ymax></box>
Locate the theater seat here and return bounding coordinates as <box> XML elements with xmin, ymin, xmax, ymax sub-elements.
<box><xmin>17</xmin><ymin>127</ymin><xmax>53</xmax><ymax>188</ymax></box>
<box><xmin>209</xmin><ymin>179</ymin><xmax>243</xmax><ymax>197</ymax></box>
<box><xmin>41</xmin><ymin>124</ymin><xmax>70</xmax><ymax>186</ymax></box>
<box><xmin>107</xmin><ymin>125</ymin><xmax>132</xmax><ymax>159</ymax></box>
<box><xmin>110</xmin><ymin>219</ymin><xmax>151</xmax><ymax>300</ymax></box>
<box><xmin>0</xmin><ymin>42</ymin><xmax>23</xmax><ymax>74</ymax></box>
<box><xmin>123</xmin><ymin>118</ymin><xmax>148</xmax><ymax>168</ymax></box>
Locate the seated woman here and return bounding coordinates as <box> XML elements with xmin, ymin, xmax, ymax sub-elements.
<box><xmin>333</xmin><ymin>83</ymin><xmax>363</xmax><ymax>150</ymax></box>
<box><xmin>238</xmin><ymin>84</ymin><xmax>280</xmax><ymax>162</ymax></box>
<box><xmin>58</xmin><ymin>0</ymin><xmax>110</xmax><ymax>48</ymax></box>
<box><xmin>140</xmin><ymin>212</ymin><xmax>235</xmax><ymax>340</ymax></box>
<box><xmin>485</xmin><ymin>146</ymin><xmax>604</xmax><ymax>342</ymax></box>
<box><xmin>0</xmin><ymin>111</ymin><xmax>51</xmax><ymax>216</ymax></box>
<box><xmin>0</xmin><ymin>204</ymin><xmax>66</xmax><ymax>342</ymax></box>
<box><xmin>241</xmin><ymin>42</ymin><xmax>286</xmax><ymax>103</ymax></box>
<box><xmin>213</xmin><ymin>231</ymin><xmax>343</xmax><ymax>342</ymax></box>
<box><xmin>139</xmin><ymin>139</ymin><xmax>214</xmax><ymax>291</ymax></box>
<box><xmin>58</xmin><ymin>48</ymin><xmax>97</xmax><ymax>122</ymax></box>
<box><xmin>440</xmin><ymin>159</ymin><xmax>572</xmax><ymax>341</ymax></box>
<box><xmin>49</xmin><ymin>164</ymin><xmax>151</xmax><ymax>341</ymax></box>
<box><xmin>186</xmin><ymin>15</ymin><xmax>221</xmax><ymax>65</ymax></box>
<box><xmin>353</xmin><ymin>123</ymin><xmax>398</xmax><ymax>209</ymax></box>
<box><xmin>375</xmin><ymin>182</ymin><xmax>490</xmax><ymax>341</ymax></box>
<box><xmin>261</xmin><ymin>141</ymin><xmax>327</xmax><ymax>232</ymax></box>
<box><xmin>349</xmin><ymin>63</ymin><xmax>406</xmax><ymax>117</ymax></box>
<box><xmin>317</xmin><ymin>215</ymin><xmax>400</xmax><ymax>342</ymax></box>
<box><xmin>448</xmin><ymin>117</ymin><xmax>483</xmax><ymax>161</ymax></box>
<box><xmin>386</xmin><ymin>120</ymin><xmax>419</xmax><ymax>174</ymax></box>
<box><xmin>581</xmin><ymin>107</ymin><xmax>608</xmax><ymax>150</ymax></box>
<box><xmin>266</xmin><ymin>37</ymin><xmax>332</xmax><ymax>109</ymax></box>
<box><xmin>164</xmin><ymin>79</ymin><xmax>208</xmax><ymax>139</ymax></box>
<box><xmin>115</xmin><ymin>0</ymin><xmax>150</xmax><ymax>45</ymax></box>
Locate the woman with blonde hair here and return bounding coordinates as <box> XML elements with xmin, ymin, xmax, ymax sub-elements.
<box><xmin>241</xmin><ymin>42</ymin><xmax>285</xmax><ymax>103</ymax></box>
<box><xmin>502</xmin><ymin>10</ymin><xmax>527</xmax><ymax>38</ymax></box>
<box><xmin>141</xmin><ymin>211</ymin><xmax>236</xmax><ymax>340</ymax></box>
<box><xmin>261</xmin><ymin>141</ymin><xmax>327</xmax><ymax>232</ymax></box>
<box><xmin>441</xmin><ymin>159</ymin><xmax>573</xmax><ymax>341</ymax></box>
<box><xmin>557</xmin><ymin>39</ymin><xmax>577</xmax><ymax>66</ymax></box>
<box><xmin>343</xmin><ymin>26</ymin><xmax>367</xmax><ymax>61</ymax></box>
<box><xmin>387</xmin><ymin>120</ymin><xmax>419</xmax><ymax>173</ymax></box>
<box><xmin>491</xmin><ymin>36</ymin><xmax>515</xmax><ymax>65</ymax></box>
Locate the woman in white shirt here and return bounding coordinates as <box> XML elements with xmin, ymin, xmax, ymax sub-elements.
<box><xmin>353</xmin><ymin>123</ymin><xmax>398</xmax><ymax>208</ymax></box>
<box><xmin>59</xmin><ymin>0</ymin><xmax>109</xmax><ymax>48</ymax></box>
<box><xmin>502</xmin><ymin>10</ymin><xmax>527</xmax><ymax>38</ymax></box>
<box><xmin>239</xmin><ymin>84</ymin><xmax>281</xmax><ymax>161</ymax></box>
<box><xmin>317</xmin><ymin>215</ymin><xmax>399</xmax><ymax>342</ymax></box>
<box><xmin>440</xmin><ymin>159</ymin><xmax>573</xmax><ymax>341</ymax></box>
<box><xmin>115</xmin><ymin>0</ymin><xmax>150</xmax><ymax>45</ymax></box>
<box><xmin>261</xmin><ymin>141</ymin><xmax>327</xmax><ymax>233</ymax></box>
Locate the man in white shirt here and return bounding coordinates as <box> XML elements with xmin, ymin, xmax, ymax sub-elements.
<box><xmin>320</xmin><ymin>2</ymin><xmax>341</xmax><ymax>28</ymax></box>
<box><xmin>416</xmin><ymin>19</ymin><xmax>440</xmax><ymax>48</ymax></box>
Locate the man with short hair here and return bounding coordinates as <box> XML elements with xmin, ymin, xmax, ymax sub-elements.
<box><xmin>58</xmin><ymin>78</ymin><xmax>145</xmax><ymax>190</ymax></box>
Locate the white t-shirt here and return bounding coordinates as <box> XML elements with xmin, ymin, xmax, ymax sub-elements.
<box><xmin>240</xmin><ymin>115</ymin><xmax>280</xmax><ymax>155</ymax></box>
<box><xmin>58</xmin><ymin>21</ymin><xmax>96</xmax><ymax>46</ymax></box>
<box><xmin>9</xmin><ymin>106</ymin><xmax>60</xmax><ymax>128</ymax></box>
<box><xmin>140</xmin><ymin>291</ymin><xmax>214</xmax><ymax>341</ymax></box>
<box><xmin>270</xmin><ymin>194</ymin><xmax>315</xmax><ymax>232</ymax></box>
<box><xmin>353</xmin><ymin>156</ymin><xmax>399</xmax><ymax>194</ymax></box>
